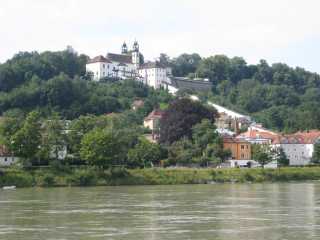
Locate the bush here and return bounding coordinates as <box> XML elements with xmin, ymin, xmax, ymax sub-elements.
<box><xmin>0</xmin><ymin>171</ymin><xmax>34</xmax><ymax>187</ymax></box>
<box><xmin>110</xmin><ymin>167</ymin><xmax>129</xmax><ymax>178</ymax></box>
<box><xmin>38</xmin><ymin>173</ymin><xmax>56</xmax><ymax>187</ymax></box>
<box><xmin>67</xmin><ymin>170</ymin><xmax>97</xmax><ymax>186</ymax></box>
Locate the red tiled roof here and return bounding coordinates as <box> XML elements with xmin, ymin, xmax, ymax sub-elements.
<box><xmin>88</xmin><ymin>55</ymin><xmax>112</xmax><ymax>64</ymax></box>
<box><xmin>238</xmin><ymin>130</ymin><xmax>281</xmax><ymax>144</ymax></box>
<box><xmin>280</xmin><ymin>130</ymin><xmax>320</xmax><ymax>144</ymax></box>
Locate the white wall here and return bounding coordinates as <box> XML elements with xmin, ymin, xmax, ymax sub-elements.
<box><xmin>138</xmin><ymin>67</ymin><xmax>167</xmax><ymax>89</ymax></box>
<box><xmin>280</xmin><ymin>144</ymin><xmax>314</xmax><ymax>166</ymax></box>
<box><xmin>86</xmin><ymin>62</ymin><xmax>114</xmax><ymax>81</ymax></box>
<box><xmin>0</xmin><ymin>156</ymin><xmax>18</xmax><ymax>166</ymax></box>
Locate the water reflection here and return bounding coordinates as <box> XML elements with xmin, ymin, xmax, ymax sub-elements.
<box><xmin>0</xmin><ymin>183</ymin><xmax>320</xmax><ymax>240</ymax></box>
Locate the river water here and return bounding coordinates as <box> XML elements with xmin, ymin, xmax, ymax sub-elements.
<box><xmin>0</xmin><ymin>183</ymin><xmax>320</xmax><ymax>240</ymax></box>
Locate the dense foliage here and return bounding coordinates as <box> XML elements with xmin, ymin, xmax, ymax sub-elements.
<box><xmin>159</xmin><ymin>98</ymin><xmax>217</xmax><ymax>144</ymax></box>
<box><xmin>0</xmin><ymin>50</ymin><xmax>171</xmax><ymax>119</ymax></box>
<box><xmin>169</xmin><ymin>54</ymin><xmax>320</xmax><ymax>132</ymax></box>
<box><xmin>167</xmin><ymin>119</ymin><xmax>230</xmax><ymax>166</ymax></box>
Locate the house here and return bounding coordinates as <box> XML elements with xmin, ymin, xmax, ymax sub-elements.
<box><xmin>237</xmin><ymin>125</ymin><xmax>280</xmax><ymax>145</ymax></box>
<box><xmin>0</xmin><ymin>145</ymin><xmax>18</xmax><ymax>167</ymax></box>
<box><xmin>143</xmin><ymin>110</ymin><xmax>165</xmax><ymax>140</ymax></box>
<box><xmin>223</xmin><ymin>137</ymin><xmax>251</xmax><ymax>160</ymax></box>
<box><xmin>131</xmin><ymin>100</ymin><xmax>144</xmax><ymax>111</ymax></box>
<box><xmin>86</xmin><ymin>41</ymin><xmax>141</xmax><ymax>81</ymax></box>
<box><xmin>278</xmin><ymin>130</ymin><xmax>320</xmax><ymax>166</ymax></box>
<box><xmin>138</xmin><ymin>61</ymin><xmax>171</xmax><ymax>89</ymax></box>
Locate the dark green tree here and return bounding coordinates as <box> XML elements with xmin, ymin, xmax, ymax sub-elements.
<box><xmin>159</xmin><ymin>98</ymin><xmax>217</xmax><ymax>144</ymax></box>
<box><xmin>312</xmin><ymin>143</ymin><xmax>320</xmax><ymax>164</ymax></box>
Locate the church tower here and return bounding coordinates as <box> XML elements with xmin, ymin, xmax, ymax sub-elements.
<box><xmin>121</xmin><ymin>42</ymin><xmax>128</xmax><ymax>54</ymax></box>
<box><xmin>132</xmin><ymin>40</ymin><xmax>140</xmax><ymax>67</ymax></box>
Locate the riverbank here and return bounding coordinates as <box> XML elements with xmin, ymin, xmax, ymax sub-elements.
<box><xmin>1</xmin><ymin>167</ymin><xmax>320</xmax><ymax>188</ymax></box>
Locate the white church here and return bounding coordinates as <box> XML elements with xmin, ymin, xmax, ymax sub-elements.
<box><xmin>86</xmin><ymin>41</ymin><xmax>172</xmax><ymax>89</ymax></box>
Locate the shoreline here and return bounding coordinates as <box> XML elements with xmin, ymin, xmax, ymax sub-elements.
<box><xmin>1</xmin><ymin>167</ymin><xmax>320</xmax><ymax>188</ymax></box>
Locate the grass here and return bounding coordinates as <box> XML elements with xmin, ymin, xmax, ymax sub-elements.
<box><xmin>1</xmin><ymin>167</ymin><xmax>320</xmax><ymax>188</ymax></box>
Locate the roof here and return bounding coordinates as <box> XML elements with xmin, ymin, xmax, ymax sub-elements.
<box><xmin>280</xmin><ymin>130</ymin><xmax>320</xmax><ymax>144</ymax></box>
<box><xmin>144</xmin><ymin>110</ymin><xmax>165</xmax><ymax>121</ymax></box>
<box><xmin>209</xmin><ymin>102</ymin><xmax>251</xmax><ymax>120</ymax></box>
<box><xmin>0</xmin><ymin>145</ymin><xmax>12</xmax><ymax>157</ymax></box>
<box><xmin>238</xmin><ymin>130</ymin><xmax>281</xmax><ymax>144</ymax></box>
<box><xmin>107</xmin><ymin>53</ymin><xmax>132</xmax><ymax>64</ymax></box>
<box><xmin>139</xmin><ymin>61</ymin><xmax>167</xmax><ymax>69</ymax></box>
<box><xmin>168</xmin><ymin>77</ymin><xmax>213</xmax><ymax>92</ymax></box>
<box><xmin>223</xmin><ymin>137</ymin><xmax>250</xmax><ymax>144</ymax></box>
<box><xmin>88</xmin><ymin>55</ymin><xmax>112</xmax><ymax>64</ymax></box>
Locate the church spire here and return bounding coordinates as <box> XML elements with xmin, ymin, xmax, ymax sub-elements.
<box><xmin>121</xmin><ymin>42</ymin><xmax>128</xmax><ymax>54</ymax></box>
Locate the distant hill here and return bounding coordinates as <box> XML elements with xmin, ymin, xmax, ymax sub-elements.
<box><xmin>1</xmin><ymin>51</ymin><xmax>319</xmax><ymax>132</ymax></box>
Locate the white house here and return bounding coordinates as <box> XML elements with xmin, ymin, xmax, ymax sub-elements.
<box><xmin>278</xmin><ymin>130</ymin><xmax>320</xmax><ymax>166</ymax></box>
<box><xmin>0</xmin><ymin>145</ymin><xmax>18</xmax><ymax>167</ymax></box>
<box><xmin>86</xmin><ymin>41</ymin><xmax>141</xmax><ymax>81</ymax></box>
<box><xmin>138</xmin><ymin>61</ymin><xmax>170</xmax><ymax>89</ymax></box>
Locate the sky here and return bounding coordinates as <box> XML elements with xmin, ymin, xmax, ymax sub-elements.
<box><xmin>1</xmin><ymin>0</ymin><xmax>320</xmax><ymax>73</ymax></box>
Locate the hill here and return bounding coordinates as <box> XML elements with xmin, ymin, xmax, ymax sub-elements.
<box><xmin>168</xmin><ymin>54</ymin><xmax>320</xmax><ymax>132</ymax></box>
<box><xmin>0</xmin><ymin>51</ymin><xmax>319</xmax><ymax>132</ymax></box>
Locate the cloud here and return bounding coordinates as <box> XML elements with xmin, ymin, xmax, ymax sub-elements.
<box><xmin>1</xmin><ymin>0</ymin><xmax>320</xmax><ymax>72</ymax></box>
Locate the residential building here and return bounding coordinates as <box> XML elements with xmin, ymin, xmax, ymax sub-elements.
<box><xmin>278</xmin><ymin>130</ymin><xmax>320</xmax><ymax>166</ymax></box>
<box><xmin>143</xmin><ymin>110</ymin><xmax>165</xmax><ymax>140</ymax></box>
<box><xmin>138</xmin><ymin>61</ymin><xmax>170</xmax><ymax>89</ymax></box>
<box><xmin>237</xmin><ymin>125</ymin><xmax>280</xmax><ymax>145</ymax></box>
<box><xmin>0</xmin><ymin>145</ymin><xmax>18</xmax><ymax>167</ymax></box>
<box><xmin>223</xmin><ymin>137</ymin><xmax>251</xmax><ymax>160</ymax></box>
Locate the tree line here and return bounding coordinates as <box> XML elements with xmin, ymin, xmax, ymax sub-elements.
<box><xmin>161</xmin><ymin>53</ymin><xmax>320</xmax><ymax>132</ymax></box>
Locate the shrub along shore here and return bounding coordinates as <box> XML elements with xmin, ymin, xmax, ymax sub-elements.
<box><xmin>1</xmin><ymin>167</ymin><xmax>320</xmax><ymax>188</ymax></box>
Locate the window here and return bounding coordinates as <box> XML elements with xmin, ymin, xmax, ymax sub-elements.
<box><xmin>241</xmin><ymin>154</ymin><xmax>245</xmax><ymax>159</ymax></box>
<box><xmin>241</xmin><ymin>145</ymin><xmax>245</xmax><ymax>149</ymax></box>
<box><xmin>4</xmin><ymin>158</ymin><xmax>7</xmax><ymax>162</ymax></box>
<box><xmin>103</xmin><ymin>64</ymin><xmax>105</xmax><ymax>68</ymax></box>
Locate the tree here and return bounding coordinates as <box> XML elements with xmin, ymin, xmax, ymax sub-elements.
<box><xmin>127</xmin><ymin>137</ymin><xmax>162</xmax><ymax>168</ymax></box>
<box><xmin>41</xmin><ymin>113</ymin><xmax>67</xmax><ymax>162</ymax></box>
<box><xmin>67</xmin><ymin>115</ymin><xmax>99</xmax><ymax>157</ymax></box>
<box><xmin>10</xmin><ymin>111</ymin><xmax>42</xmax><ymax>166</ymax></box>
<box><xmin>312</xmin><ymin>143</ymin><xmax>320</xmax><ymax>164</ymax></box>
<box><xmin>196</xmin><ymin>55</ymin><xmax>230</xmax><ymax>84</ymax></box>
<box><xmin>80</xmin><ymin>129</ymin><xmax>124</xmax><ymax>169</ymax></box>
<box><xmin>274</xmin><ymin>147</ymin><xmax>289</xmax><ymax>167</ymax></box>
<box><xmin>159</xmin><ymin>98</ymin><xmax>217</xmax><ymax>144</ymax></box>
<box><xmin>172</xmin><ymin>53</ymin><xmax>202</xmax><ymax>77</ymax></box>
<box><xmin>168</xmin><ymin>137</ymin><xmax>197</xmax><ymax>166</ymax></box>
<box><xmin>192</xmin><ymin>119</ymin><xmax>230</xmax><ymax>166</ymax></box>
<box><xmin>251</xmin><ymin>144</ymin><xmax>273</xmax><ymax>168</ymax></box>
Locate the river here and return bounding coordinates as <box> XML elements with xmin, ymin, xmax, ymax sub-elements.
<box><xmin>0</xmin><ymin>183</ymin><xmax>320</xmax><ymax>240</ymax></box>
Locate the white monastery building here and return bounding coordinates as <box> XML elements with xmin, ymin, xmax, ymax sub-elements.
<box><xmin>86</xmin><ymin>41</ymin><xmax>171</xmax><ymax>89</ymax></box>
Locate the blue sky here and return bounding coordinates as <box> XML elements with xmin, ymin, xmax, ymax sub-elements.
<box><xmin>1</xmin><ymin>0</ymin><xmax>320</xmax><ymax>73</ymax></box>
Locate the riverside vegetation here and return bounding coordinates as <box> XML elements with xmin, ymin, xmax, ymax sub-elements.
<box><xmin>2</xmin><ymin>167</ymin><xmax>320</xmax><ymax>188</ymax></box>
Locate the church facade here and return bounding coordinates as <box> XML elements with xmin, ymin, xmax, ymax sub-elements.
<box><xmin>86</xmin><ymin>41</ymin><xmax>171</xmax><ymax>89</ymax></box>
